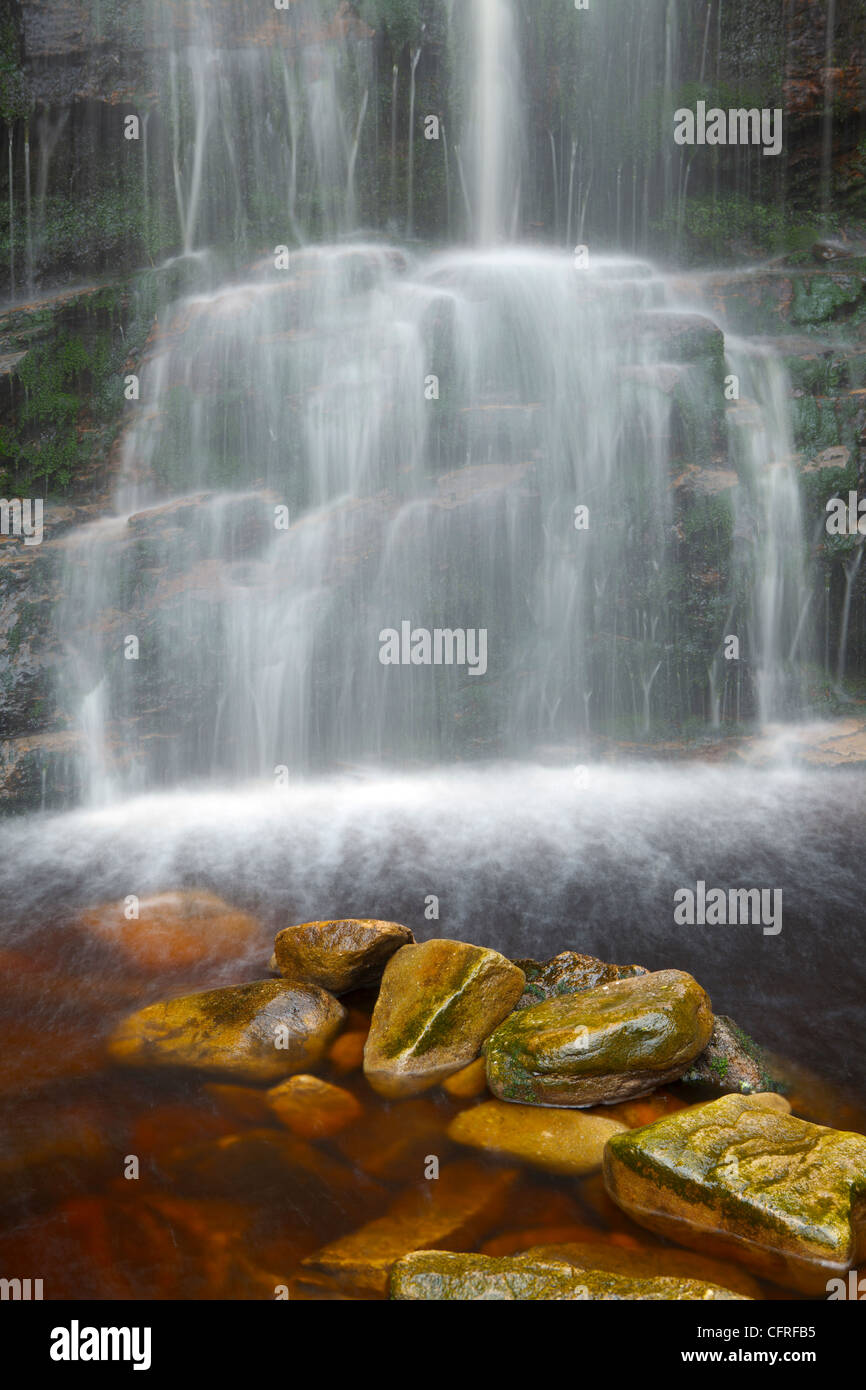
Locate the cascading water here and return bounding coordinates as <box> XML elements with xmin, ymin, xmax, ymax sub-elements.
<box><xmin>1</xmin><ymin>0</ymin><xmax>864</xmax><ymax>1101</ymax></box>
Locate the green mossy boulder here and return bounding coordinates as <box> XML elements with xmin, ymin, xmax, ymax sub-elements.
<box><xmin>485</xmin><ymin>968</ymin><xmax>714</xmax><ymax>1107</ymax></box>
<box><xmin>681</xmin><ymin>1015</ymin><xmax>786</xmax><ymax>1095</ymax></box>
<box><xmin>389</xmin><ymin>1251</ymin><xmax>750</xmax><ymax>1300</ymax></box>
<box><xmin>363</xmin><ymin>939</ymin><xmax>525</xmax><ymax>1098</ymax></box>
<box><xmin>603</xmin><ymin>1092</ymin><xmax>866</xmax><ymax>1295</ymax></box>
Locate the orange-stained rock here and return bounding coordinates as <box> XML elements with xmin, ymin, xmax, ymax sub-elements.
<box><xmin>203</xmin><ymin>1083</ymin><xmax>274</xmax><ymax>1127</ymax></box>
<box><xmin>74</xmin><ymin>890</ymin><xmax>264</xmax><ymax>974</ymax></box>
<box><xmin>163</xmin><ymin>1128</ymin><xmax>384</xmax><ymax>1222</ymax></box>
<box><xmin>266</xmin><ymin>1074</ymin><xmax>362</xmax><ymax>1140</ymax></box>
<box><xmin>130</xmin><ymin>1103</ymin><xmax>238</xmax><ymax>1160</ymax></box>
<box><xmin>597</xmin><ymin>1090</ymin><xmax>690</xmax><ymax>1128</ymax></box>
<box><xmin>301</xmin><ymin>1159</ymin><xmax>518</xmax><ymax>1296</ymax></box>
<box><xmin>7</xmin><ymin>1193</ymin><xmax>305</xmax><ymax>1300</ymax></box>
<box><xmin>333</xmin><ymin>1097</ymin><xmax>451</xmax><ymax>1182</ymax></box>
<box><xmin>0</xmin><ymin>1016</ymin><xmax>107</xmax><ymax>1097</ymax></box>
<box><xmin>107</xmin><ymin>978</ymin><xmax>346</xmax><ymax>1082</ymax></box>
<box><xmin>328</xmin><ymin>1030</ymin><xmax>368</xmax><ymax>1074</ymax></box>
<box><xmin>274</xmin><ymin>919</ymin><xmax>414</xmax><ymax>993</ymax></box>
<box><xmin>442</xmin><ymin>1058</ymin><xmax>488</xmax><ymax>1099</ymax></box>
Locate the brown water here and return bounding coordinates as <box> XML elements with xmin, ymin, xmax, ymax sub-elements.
<box><xmin>1</xmin><ymin>922</ymin><xmax>863</xmax><ymax>1302</ymax></box>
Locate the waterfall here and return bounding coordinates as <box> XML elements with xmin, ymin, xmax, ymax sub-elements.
<box><xmin>726</xmin><ymin>341</ymin><xmax>813</xmax><ymax>723</ymax></box>
<box><xmin>37</xmin><ymin>0</ymin><xmax>818</xmax><ymax>803</ymax></box>
<box><xmin>467</xmin><ymin>0</ymin><xmax>524</xmax><ymax>244</ymax></box>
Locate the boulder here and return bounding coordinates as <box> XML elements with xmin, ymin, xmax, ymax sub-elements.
<box><xmin>514</xmin><ymin>950</ymin><xmax>647</xmax><ymax>1010</ymax></box>
<box><xmin>603</xmin><ymin>1092</ymin><xmax>866</xmax><ymax>1295</ymax></box>
<box><xmin>273</xmin><ymin>918</ymin><xmax>414</xmax><ymax>993</ymax></box>
<box><xmin>448</xmin><ymin>1099</ymin><xmax>626</xmax><ymax>1177</ymax></box>
<box><xmin>389</xmin><ymin>1251</ymin><xmax>750</xmax><ymax>1301</ymax></box>
<box><xmin>484</xmin><ymin>969</ymin><xmax>714</xmax><ymax>1107</ymax></box>
<box><xmin>681</xmin><ymin>1015</ymin><xmax>786</xmax><ymax>1095</ymax></box>
<box><xmin>363</xmin><ymin>939</ymin><xmax>525</xmax><ymax>1099</ymax></box>
<box><xmin>107</xmin><ymin>979</ymin><xmax>345</xmax><ymax>1083</ymax></box>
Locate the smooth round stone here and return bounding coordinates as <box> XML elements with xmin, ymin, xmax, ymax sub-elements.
<box><xmin>107</xmin><ymin>979</ymin><xmax>346</xmax><ymax>1082</ymax></box>
<box><xmin>448</xmin><ymin>1099</ymin><xmax>626</xmax><ymax>1176</ymax></box>
<box><xmin>484</xmin><ymin>968</ymin><xmax>714</xmax><ymax>1107</ymax></box>
<box><xmin>274</xmin><ymin>918</ymin><xmax>414</xmax><ymax>993</ymax></box>
<box><xmin>363</xmin><ymin>939</ymin><xmax>525</xmax><ymax>1099</ymax></box>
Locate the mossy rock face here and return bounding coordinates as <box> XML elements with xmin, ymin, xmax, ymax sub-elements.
<box><xmin>448</xmin><ymin>1098</ymin><xmax>626</xmax><ymax>1177</ymax></box>
<box><xmin>389</xmin><ymin>1251</ymin><xmax>750</xmax><ymax>1301</ymax></box>
<box><xmin>790</xmin><ymin>272</ymin><xmax>866</xmax><ymax>326</ymax></box>
<box><xmin>363</xmin><ymin>939</ymin><xmax>525</xmax><ymax>1099</ymax></box>
<box><xmin>273</xmin><ymin>918</ymin><xmax>414</xmax><ymax>994</ymax></box>
<box><xmin>514</xmin><ymin>951</ymin><xmax>647</xmax><ymax>1010</ymax></box>
<box><xmin>524</xmin><ymin>1239</ymin><xmax>762</xmax><ymax>1300</ymax></box>
<box><xmin>603</xmin><ymin>1093</ymin><xmax>866</xmax><ymax>1295</ymax></box>
<box><xmin>484</xmin><ymin>969</ymin><xmax>714</xmax><ymax>1107</ymax></box>
<box><xmin>681</xmin><ymin>1015</ymin><xmax>786</xmax><ymax>1095</ymax></box>
<box><xmin>107</xmin><ymin>979</ymin><xmax>346</xmax><ymax>1082</ymax></box>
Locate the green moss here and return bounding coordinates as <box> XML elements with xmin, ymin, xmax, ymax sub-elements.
<box><xmin>791</xmin><ymin>273</ymin><xmax>866</xmax><ymax>327</ymax></box>
<box><xmin>0</xmin><ymin>13</ymin><xmax>30</xmax><ymax>124</ymax></box>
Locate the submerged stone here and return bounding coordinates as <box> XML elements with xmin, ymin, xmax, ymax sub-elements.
<box><xmin>389</xmin><ymin>1251</ymin><xmax>749</xmax><ymax>1301</ymax></box>
<box><xmin>448</xmin><ymin>1099</ymin><xmax>626</xmax><ymax>1176</ymax></box>
<box><xmin>363</xmin><ymin>939</ymin><xmax>525</xmax><ymax>1098</ymax></box>
<box><xmin>302</xmin><ymin>1160</ymin><xmax>517</xmax><ymax>1296</ymax></box>
<box><xmin>273</xmin><ymin>918</ymin><xmax>414</xmax><ymax>993</ymax></box>
<box><xmin>603</xmin><ymin>1092</ymin><xmax>866</xmax><ymax>1294</ymax></box>
<box><xmin>333</xmin><ymin>1097</ymin><xmax>450</xmax><ymax>1181</ymax></box>
<box><xmin>514</xmin><ymin>951</ymin><xmax>647</xmax><ymax>1010</ymax></box>
<box><xmin>74</xmin><ymin>889</ymin><xmax>263</xmax><ymax>974</ymax></box>
<box><xmin>266</xmin><ymin>1074</ymin><xmax>362</xmax><ymax>1139</ymax></box>
<box><xmin>442</xmin><ymin>1058</ymin><xmax>488</xmax><ymax>1099</ymax></box>
<box><xmin>485</xmin><ymin>969</ymin><xmax>714</xmax><ymax>1107</ymax></box>
<box><xmin>107</xmin><ymin>979</ymin><xmax>346</xmax><ymax>1082</ymax></box>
